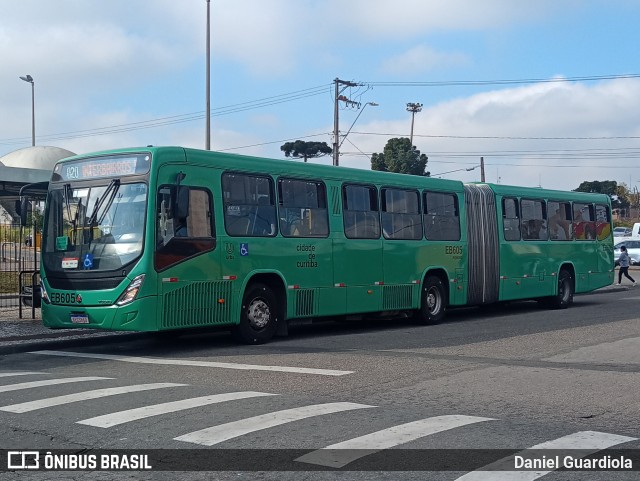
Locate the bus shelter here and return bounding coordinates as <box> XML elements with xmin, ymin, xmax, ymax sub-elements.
<box><xmin>0</xmin><ymin>152</ymin><xmax>66</xmax><ymax>317</ymax></box>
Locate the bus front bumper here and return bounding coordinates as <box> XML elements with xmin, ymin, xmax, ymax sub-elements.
<box><xmin>42</xmin><ymin>296</ymin><xmax>158</xmax><ymax>331</ymax></box>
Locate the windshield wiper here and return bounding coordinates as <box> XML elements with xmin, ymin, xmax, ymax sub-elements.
<box><xmin>86</xmin><ymin>179</ymin><xmax>121</xmax><ymax>245</ymax></box>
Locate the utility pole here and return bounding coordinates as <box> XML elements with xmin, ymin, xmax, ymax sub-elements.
<box><xmin>480</xmin><ymin>156</ymin><xmax>485</xmax><ymax>182</ymax></box>
<box><xmin>406</xmin><ymin>102</ymin><xmax>422</xmax><ymax>147</ymax></box>
<box><xmin>333</xmin><ymin>78</ymin><xmax>361</xmax><ymax>166</ymax></box>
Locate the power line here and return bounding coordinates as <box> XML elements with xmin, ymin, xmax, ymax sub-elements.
<box><xmin>3</xmin><ymin>73</ymin><xmax>640</xmax><ymax>147</ymax></box>
<box><xmin>0</xmin><ymin>84</ymin><xmax>332</xmax><ymax>146</ymax></box>
<box><xmin>350</xmin><ymin>131</ymin><xmax>640</xmax><ymax>140</ymax></box>
<box><xmin>366</xmin><ymin>73</ymin><xmax>640</xmax><ymax>87</ymax></box>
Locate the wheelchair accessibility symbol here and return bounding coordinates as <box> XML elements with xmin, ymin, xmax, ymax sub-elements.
<box><xmin>240</xmin><ymin>243</ymin><xmax>249</xmax><ymax>256</ymax></box>
<box><xmin>83</xmin><ymin>253</ymin><xmax>94</xmax><ymax>269</ymax></box>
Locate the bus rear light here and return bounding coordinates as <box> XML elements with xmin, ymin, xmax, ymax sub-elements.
<box><xmin>412</xmin><ymin>280</ymin><xmax>420</xmax><ymax>284</ymax></box>
<box><xmin>288</xmin><ymin>285</ymin><xmax>299</xmax><ymax>289</ymax></box>
<box><xmin>162</xmin><ymin>277</ymin><xmax>178</xmax><ymax>283</ymax></box>
<box><xmin>374</xmin><ymin>281</ymin><xmax>384</xmax><ymax>285</ymax></box>
<box><xmin>334</xmin><ymin>283</ymin><xmax>346</xmax><ymax>288</ymax></box>
<box><xmin>116</xmin><ymin>275</ymin><xmax>145</xmax><ymax>306</ymax></box>
<box><xmin>223</xmin><ymin>275</ymin><xmax>237</xmax><ymax>281</ymax></box>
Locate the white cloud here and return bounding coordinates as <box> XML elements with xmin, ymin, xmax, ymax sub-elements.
<box><xmin>381</xmin><ymin>45</ymin><xmax>470</xmax><ymax>75</ymax></box>
<box><xmin>336</xmin><ymin>79</ymin><xmax>640</xmax><ymax>191</ymax></box>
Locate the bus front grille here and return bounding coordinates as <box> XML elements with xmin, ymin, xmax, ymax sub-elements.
<box><xmin>161</xmin><ymin>281</ymin><xmax>233</xmax><ymax>329</ymax></box>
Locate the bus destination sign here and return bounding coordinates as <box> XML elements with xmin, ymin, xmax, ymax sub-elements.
<box><xmin>53</xmin><ymin>154</ymin><xmax>151</xmax><ymax>182</ymax></box>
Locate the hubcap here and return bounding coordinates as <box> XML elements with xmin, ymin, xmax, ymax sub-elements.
<box><xmin>560</xmin><ymin>279</ymin><xmax>570</xmax><ymax>302</ymax></box>
<box><xmin>426</xmin><ymin>287</ymin><xmax>440</xmax><ymax>314</ymax></box>
<box><xmin>247</xmin><ymin>298</ymin><xmax>270</xmax><ymax>330</ymax></box>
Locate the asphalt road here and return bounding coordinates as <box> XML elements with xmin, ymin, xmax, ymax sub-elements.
<box><xmin>1</xmin><ymin>288</ymin><xmax>639</xmax><ymax>480</ymax></box>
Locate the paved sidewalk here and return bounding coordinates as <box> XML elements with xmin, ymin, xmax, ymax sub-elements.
<box><xmin>0</xmin><ymin>278</ymin><xmax>633</xmax><ymax>355</ymax></box>
<box><xmin>0</xmin><ymin>307</ymin><xmax>141</xmax><ymax>355</ymax></box>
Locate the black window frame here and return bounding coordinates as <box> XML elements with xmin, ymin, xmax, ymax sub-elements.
<box><xmin>342</xmin><ymin>183</ymin><xmax>381</xmax><ymax>240</ymax></box>
<box><xmin>222</xmin><ymin>172</ymin><xmax>277</xmax><ymax>237</ymax></box>
<box><xmin>277</xmin><ymin>177</ymin><xmax>329</xmax><ymax>238</ymax></box>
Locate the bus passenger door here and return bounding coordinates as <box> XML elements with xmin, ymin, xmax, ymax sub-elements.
<box><xmin>335</xmin><ymin>184</ymin><xmax>383</xmax><ymax>314</ymax></box>
<box><xmin>154</xmin><ymin>167</ymin><xmax>221</xmax><ymax>330</ymax></box>
<box><xmin>333</xmin><ymin>235</ymin><xmax>383</xmax><ymax>314</ymax></box>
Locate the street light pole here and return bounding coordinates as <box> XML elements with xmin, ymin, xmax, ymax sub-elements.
<box><xmin>205</xmin><ymin>0</ymin><xmax>211</xmax><ymax>150</ymax></box>
<box><xmin>19</xmin><ymin>75</ymin><xmax>35</xmax><ymax>146</ymax></box>
<box><xmin>406</xmin><ymin>102</ymin><xmax>422</xmax><ymax>147</ymax></box>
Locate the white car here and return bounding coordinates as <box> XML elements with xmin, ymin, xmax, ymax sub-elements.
<box><xmin>614</xmin><ymin>240</ymin><xmax>640</xmax><ymax>266</ymax></box>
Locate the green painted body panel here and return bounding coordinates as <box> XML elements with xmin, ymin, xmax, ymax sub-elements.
<box><xmin>40</xmin><ymin>147</ymin><xmax>614</xmax><ymax>333</ymax></box>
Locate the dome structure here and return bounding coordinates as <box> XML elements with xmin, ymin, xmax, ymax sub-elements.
<box><xmin>0</xmin><ymin>146</ymin><xmax>76</xmax><ymax>171</ymax></box>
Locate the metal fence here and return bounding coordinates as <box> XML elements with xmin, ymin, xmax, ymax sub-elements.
<box><xmin>0</xmin><ymin>222</ymin><xmax>40</xmax><ymax>318</ymax></box>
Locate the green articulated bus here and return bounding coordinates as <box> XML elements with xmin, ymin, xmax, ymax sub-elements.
<box><xmin>40</xmin><ymin>146</ymin><xmax>614</xmax><ymax>343</ymax></box>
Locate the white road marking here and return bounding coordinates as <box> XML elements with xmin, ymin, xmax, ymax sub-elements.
<box><xmin>78</xmin><ymin>391</ymin><xmax>278</xmax><ymax>428</ymax></box>
<box><xmin>0</xmin><ymin>377</ymin><xmax>110</xmax><ymax>393</ymax></box>
<box><xmin>454</xmin><ymin>431</ymin><xmax>637</xmax><ymax>481</ymax></box>
<box><xmin>175</xmin><ymin>402</ymin><xmax>375</xmax><ymax>446</ymax></box>
<box><xmin>31</xmin><ymin>350</ymin><xmax>352</xmax><ymax>376</ymax></box>
<box><xmin>0</xmin><ymin>372</ymin><xmax>45</xmax><ymax>378</ymax></box>
<box><xmin>0</xmin><ymin>383</ymin><xmax>185</xmax><ymax>413</ymax></box>
<box><xmin>295</xmin><ymin>414</ymin><xmax>495</xmax><ymax>468</ymax></box>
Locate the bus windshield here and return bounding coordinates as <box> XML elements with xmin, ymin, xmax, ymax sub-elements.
<box><xmin>43</xmin><ymin>182</ymin><xmax>148</xmax><ymax>273</ymax></box>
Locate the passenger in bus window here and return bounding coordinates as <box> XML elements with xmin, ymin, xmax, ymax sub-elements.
<box><xmin>174</xmin><ymin>217</ymin><xmax>188</xmax><ymax>237</ymax></box>
<box><xmin>526</xmin><ymin>219</ymin><xmax>547</xmax><ymax>240</ymax></box>
<box><xmin>549</xmin><ymin>208</ymin><xmax>570</xmax><ymax>240</ymax></box>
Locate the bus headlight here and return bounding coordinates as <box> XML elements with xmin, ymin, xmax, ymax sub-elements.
<box><xmin>116</xmin><ymin>274</ymin><xmax>145</xmax><ymax>306</ymax></box>
<box><xmin>40</xmin><ymin>279</ymin><xmax>50</xmax><ymax>304</ymax></box>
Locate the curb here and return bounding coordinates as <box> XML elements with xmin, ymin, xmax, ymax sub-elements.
<box><xmin>0</xmin><ymin>331</ymin><xmax>147</xmax><ymax>356</ymax></box>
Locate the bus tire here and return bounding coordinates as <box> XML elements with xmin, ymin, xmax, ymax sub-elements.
<box><xmin>547</xmin><ymin>269</ymin><xmax>574</xmax><ymax>309</ymax></box>
<box><xmin>416</xmin><ymin>276</ymin><xmax>447</xmax><ymax>325</ymax></box>
<box><xmin>232</xmin><ymin>283</ymin><xmax>278</xmax><ymax>344</ymax></box>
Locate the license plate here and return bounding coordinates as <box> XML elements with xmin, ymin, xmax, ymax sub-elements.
<box><xmin>70</xmin><ymin>314</ymin><xmax>89</xmax><ymax>324</ymax></box>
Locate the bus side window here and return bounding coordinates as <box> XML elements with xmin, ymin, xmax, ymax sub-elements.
<box><xmin>424</xmin><ymin>191</ymin><xmax>460</xmax><ymax>241</ymax></box>
<box><xmin>278</xmin><ymin>178</ymin><xmax>328</xmax><ymax>238</ymax></box>
<box><xmin>573</xmin><ymin>202</ymin><xmax>596</xmax><ymax>240</ymax></box>
<box><xmin>521</xmin><ymin>199</ymin><xmax>547</xmax><ymax>240</ymax></box>
<box><xmin>502</xmin><ymin>197</ymin><xmax>520</xmax><ymax>241</ymax></box>
<box><xmin>381</xmin><ymin>188</ymin><xmax>422</xmax><ymax>240</ymax></box>
<box><xmin>343</xmin><ymin>184</ymin><xmax>380</xmax><ymax>239</ymax></box>
<box><xmin>548</xmin><ymin>201</ymin><xmax>571</xmax><ymax>240</ymax></box>
<box><xmin>595</xmin><ymin>204</ymin><xmax>611</xmax><ymax>240</ymax></box>
<box><xmin>155</xmin><ymin>185</ymin><xmax>215</xmax><ymax>270</ymax></box>
<box><xmin>222</xmin><ymin>173</ymin><xmax>276</xmax><ymax>237</ymax></box>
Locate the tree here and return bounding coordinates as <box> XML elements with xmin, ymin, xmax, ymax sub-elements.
<box><xmin>574</xmin><ymin>180</ymin><xmax>630</xmax><ymax>210</ymax></box>
<box><xmin>280</xmin><ymin>140</ymin><xmax>332</xmax><ymax>163</ymax></box>
<box><xmin>370</xmin><ymin>137</ymin><xmax>429</xmax><ymax>176</ymax></box>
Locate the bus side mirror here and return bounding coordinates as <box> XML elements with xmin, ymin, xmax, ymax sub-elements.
<box><xmin>175</xmin><ymin>186</ymin><xmax>190</xmax><ymax>219</ymax></box>
<box><xmin>16</xmin><ymin>198</ymin><xmax>29</xmax><ymax>226</ymax></box>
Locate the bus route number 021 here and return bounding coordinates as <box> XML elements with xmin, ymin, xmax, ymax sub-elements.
<box><xmin>445</xmin><ymin>245</ymin><xmax>463</xmax><ymax>255</ymax></box>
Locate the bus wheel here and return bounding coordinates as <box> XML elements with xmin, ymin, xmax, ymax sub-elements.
<box><xmin>416</xmin><ymin>276</ymin><xmax>446</xmax><ymax>325</ymax></box>
<box><xmin>232</xmin><ymin>283</ymin><xmax>278</xmax><ymax>344</ymax></box>
<box><xmin>548</xmin><ymin>269</ymin><xmax>574</xmax><ymax>309</ymax></box>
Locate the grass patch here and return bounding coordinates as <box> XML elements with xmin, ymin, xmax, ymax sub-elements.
<box><xmin>0</xmin><ymin>271</ymin><xmax>19</xmax><ymax>293</ymax></box>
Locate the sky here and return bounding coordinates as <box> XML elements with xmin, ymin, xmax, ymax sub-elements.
<box><xmin>2</xmin><ymin>0</ymin><xmax>640</xmax><ymax>193</ymax></box>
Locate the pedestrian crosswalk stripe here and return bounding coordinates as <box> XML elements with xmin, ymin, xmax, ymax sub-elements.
<box><xmin>454</xmin><ymin>430</ymin><xmax>638</xmax><ymax>481</ymax></box>
<box><xmin>0</xmin><ymin>383</ymin><xmax>186</xmax><ymax>413</ymax></box>
<box><xmin>0</xmin><ymin>372</ymin><xmax>46</xmax><ymax>378</ymax></box>
<box><xmin>31</xmin><ymin>350</ymin><xmax>353</xmax><ymax>376</ymax></box>
<box><xmin>175</xmin><ymin>402</ymin><xmax>375</xmax><ymax>446</ymax></box>
<box><xmin>0</xmin><ymin>377</ymin><xmax>111</xmax><ymax>393</ymax></box>
<box><xmin>78</xmin><ymin>391</ymin><xmax>278</xmax><ymax>428</ymax></box>
<box><xmin>295</xmin><ymin>414</ymin><xmax>495</xmax><ymax>468</ymax></box>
